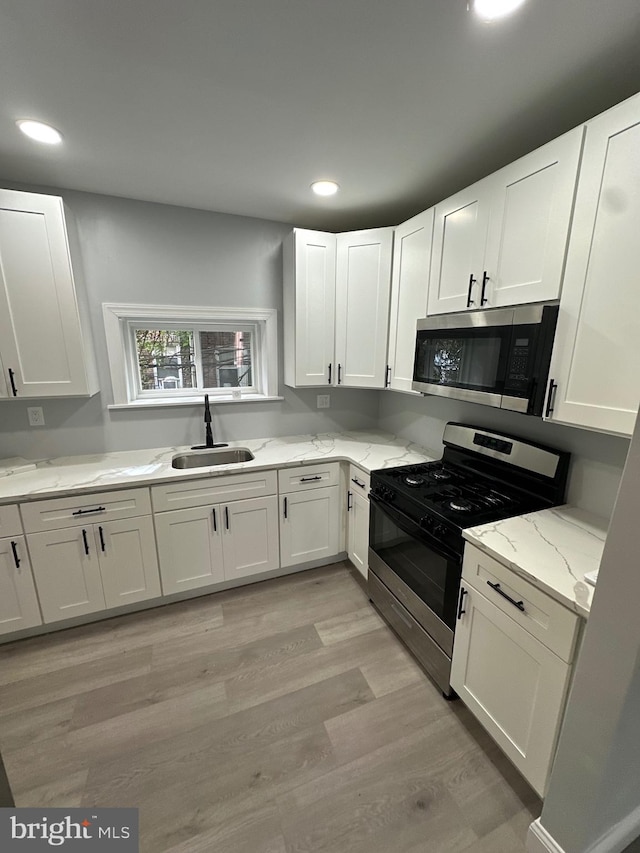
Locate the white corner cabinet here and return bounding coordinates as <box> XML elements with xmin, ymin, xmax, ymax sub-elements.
<box><xmin>22</xmin><ymin>488</ymin><xmax>160</xmax><ymax>622</ymax></box>
<box><xmin>386</xmin><ymin>209</ymin><xmax>434</xmax><ymax>393</ymax></box>
<box><xmin>153</xmin><ymin>470</ymin><xmax>280</xmax><ymax>594</ymax></box>
<box><xmin>283</xmin><ymin>226</ymin><xmax>394</xmax><ymax>389</ymax></box>
<box><xmin>346</xmin><ymin>464</ymin><xmax>370</xmax><ymax>579</ymax></box>
<box><xmin>428</xmin><ymin>128</ymin><xmax>584</xmax><ymax>315</ymax></box>
<box><xmin>0</xmin><ymin>505</ymin><xmax>42</xmax><ymax>635</ymax></box>
<box><xmin>544</xmin><ymin>93</ymin><xmax>640</xmax><ymax>437</ymax></box>
<box><xmin>451</xmin><ymin>544</ymin><xmax>581</xmax><ymax>797</ymax></box>
<box><xmin>279</xmin><ymin>463</ymin><xmax>340</xmax><ymax>568</ymax></box>
<box><xmin>0</xmin><ymin>189</ymin><xmax>98</xmax><ymax>399</ymax></box>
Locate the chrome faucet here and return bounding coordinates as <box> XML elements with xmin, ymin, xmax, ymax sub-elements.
<box><xmin>191</xmin><ymin>394</ymin><xmax>228</xmax><ymax>449</ymax></box>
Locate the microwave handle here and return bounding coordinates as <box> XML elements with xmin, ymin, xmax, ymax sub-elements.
<box><xmin>466</xmin><ymin>274</ymin><xmax>477</xmax><ymax>308</ymax></box>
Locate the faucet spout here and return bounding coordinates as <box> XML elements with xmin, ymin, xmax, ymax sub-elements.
<box><xmin>191</xmin><ymin>394</ymin><xmax>229</xmax><ymax>450</ymax></box>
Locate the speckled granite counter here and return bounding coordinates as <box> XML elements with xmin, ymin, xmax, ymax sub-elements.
<box><xmin>0</xmin><ymin>430</ymin><xmax>437</xmax><ymax>504</ymax></box>
<box><xmin>463</xmin><ymin>506</ymin><xmax>608</xmax><ymax>618</ymax></box>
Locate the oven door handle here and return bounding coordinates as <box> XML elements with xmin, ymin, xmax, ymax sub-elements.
<box><xmin>369</xmin><ymin>492</ymin><xmax>461</xmax><ymax>564</ymax></box>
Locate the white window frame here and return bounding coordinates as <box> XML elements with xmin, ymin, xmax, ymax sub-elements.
<box><xmin>103</xmin><ymin>303</ymin><xmax>278</xmax><ymax>407</ymax></box>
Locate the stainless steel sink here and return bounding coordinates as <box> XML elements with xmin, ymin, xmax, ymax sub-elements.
<box><xmin>171</xmin><ymin>448</ymin><xmax>255</xmax><ymax>469</ymax></box>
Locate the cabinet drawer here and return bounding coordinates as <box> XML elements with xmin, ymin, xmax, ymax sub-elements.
<box><xmin>20</xmin><ymin>488</ymin><xmax>152</xmax><ymax>534</ymax></box>
<box><xmin>278</xmin><ymin>463</ymin><xmax>340</xmax><ymax>493</ymax></box>
<box><xmin>462</xmin><ymin>544</ymin><xmax>580</xmax><ymax>663</ymax></box>
<box><xmin>348</xmin><ymin>464</ymin><xmax>370</xmax><ymax>496</ymax></box>
<box><xmin>152</xmin><ymin>470</ymin><xmax>277</xmax><ymax>512</ymax></box>
<box><xmin>0</xmin><ymin>504</ymin><xmax>22</xmax><ymax>538</ymax></box>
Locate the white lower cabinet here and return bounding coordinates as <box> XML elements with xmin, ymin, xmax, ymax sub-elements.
<box><xmin>222</xmin><ymin>496</ymin><xmax>280</xmax><ymax>580</ymax></box>
<box><xmin>347</xmin><ymin>489</ymin><xmax>369</xmax><ymax>579</ymax></box>
<box><xmin>156</xmin><ymin>496</ymin><xmax>280</xmax><ymax>593</ymax></box>
<box><xmin>154</xmin><ymin>505</ymin><xmax>225</xmax><ymax>595</ymax></box>
<box><xmin>28</xmin><ymin>515</ymin><xmax>161</xmax><ymax>623</ymax></box>
<box><xmin>280</xmin><ymin>487</ymin><xmax>340</xmax><ymax>568</ymax></box>
<box><xmin>97</xmin><ymin>516</ymin><xmax>161</xmax><ymax>608</ymax></box>
<box><xmin>28</xmin><ymin>526</ymin><xmax>107</xmax><ymax>622</ymax></box>
<box><xmin>451</xmin><ymin>544</ymin><xmax>580</xmax><ymax>796</ymax></box>
<box><xmin>346</xmin><ymin>465</ymin><xmax>370</xmax><ymax>579</ymax></box>
<box><xmin>0</xmin><ymin>536</ymin><xmax>42</xmax><ymax>635</ymax></box>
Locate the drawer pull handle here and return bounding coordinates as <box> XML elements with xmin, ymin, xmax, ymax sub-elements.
<box><xmin>11</xmin><ymin>540</ymin><xmax>21</xmax><ymax>569</ymax></box>
<box><xmin>466</xmin><ymin>273</ymin><xmax>476</xmax><ymax>307</ymax></box>
<box><xmin>390</xmin><ymin>602</ymin><xmax>413</xmax><ymax>630</ymax></box>
<box><xmin>328</xmin><ymin>363</ymin><xmax>332</xmax><ymax>384</ymax></box>
<box><xmin>82</xmin><ymin>528</ymin><xmax>90</xmax><ymax>556</ymax></box>
<box><xmin>72</xmin><ymin>506</ymin><xmax>106</xmax><ymax>516</ymax></box>
<box><xmin>283</xmin><ymin>496</ymin><xmax>288</xmax><ymax>519</ymax></box>
<box><xmin>300</xmin><ymin>476</ymin><xmax>322</xmax><ymax>482</ymax></box>
<box><xmin>545</xmin><ymin>379</ymin><xmax>557</xmax><ymax>418</ymax></box>
<box><xmin>487</xmin><ymin>580</ymin><xmax>525</xmax><ymax>612</ymax></box>
<box><xmin>347</xmin><ymin>491</ymin><xmax>353</xmax><ymax>511</ymax></box>
<box><xmin>457</xmin><ymin>586</ymin><xmax>467</xmax><ymax>620</ymax></box>
<box><xmin>212</xmin><ymin>507</ymin><xmax>217</xmax><ymax>532</ymax></box>
<box><xmin>98</xmin><ymin>526</ymin><xmax>106</xmax><ymax>552</ymax></box>
<box><xmin>8</xmin><ymin>368</ymin><xmax>18</xmax><ymax>396</ymax></box>
<box><xmin>480</xmin><ymin>271</ymin><xmax>490</xmax><ymax>306</ymax></box>
<box><xmin>225</xmin><ymin>506</ymin><xmax>230</xmax><ymax>530</ymax></box>
<box><xmin>351</xmin><ymin>477</ymin><xmax>365</xmax><ymax>489</ymax></box>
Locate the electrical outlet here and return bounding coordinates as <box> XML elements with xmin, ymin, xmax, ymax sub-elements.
<box><xmin>316</xmin><ymin>395</ymin><xmax>330</xmax><ymax>409</ymax></box>
<box><xmin>27</xmin><ymin>407</ymin><xmax>45</xmax><ymax>427</ymax></box>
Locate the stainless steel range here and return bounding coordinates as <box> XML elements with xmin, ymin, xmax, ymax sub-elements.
<box><xmin>368</xmin><ymin>422</ymin><xmax>570</xmax><ymax>697</ymax></box>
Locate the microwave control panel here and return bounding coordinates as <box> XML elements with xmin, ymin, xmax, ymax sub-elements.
<box><xmin>504</xmin><ymin>329</ymin><xmax>536</xmax><ymax>396</ymax></box>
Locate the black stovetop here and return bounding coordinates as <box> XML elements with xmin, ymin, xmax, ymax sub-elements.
<box><xmin>371</xmin><ymin>460</ymin><xmax>554</xmax><ymax>531</ymax></box>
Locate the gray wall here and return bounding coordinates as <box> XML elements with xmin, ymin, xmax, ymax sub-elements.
<box><xmin>0</xmin><ymin>188</ymin><xmax>379</xmax><ymax>459</ymax></box>
<box><xmin>378</xmin><ymin>391</ymin><xmax>630</xmax><ymax>519</ymax></box>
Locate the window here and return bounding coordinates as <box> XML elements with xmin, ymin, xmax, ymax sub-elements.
<box><xmin>103</xmin><ymin>304</ymin><xmax>278</xmax><ymax>406</ymax></box>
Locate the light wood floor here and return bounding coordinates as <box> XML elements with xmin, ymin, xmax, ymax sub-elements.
<box><xmin>0</xmin><ymin>562</ymin><xmax>540</xmax><ymax>852</ymax></box>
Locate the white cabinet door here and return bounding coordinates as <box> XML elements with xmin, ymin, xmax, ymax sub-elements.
<box><xmin>0</xmin><ymin>190</ymin><xmax>97</xmax><ymax>398</ymax></box>
<box><xmin>545</xmin><ymin>94</ymin><xmax>640</xmax><ymax>436</ymax></box>
<box><xmin>283</xmin><ymin>229</ymin><xmax>336</xmax><ymax>387</ymax></box>
<box><xmin>335</xmin><ymin>228</ymin><xmax>394</xmax><ymax>388</ymax></box>
<box><xmin>154</xmin><ymin>505</ymin><xmax>224</xmax><ymax>595</ymax></box>
<box><xmin>484</xmin><ymin>128</ymin><xmax>583</xmax><ymax>308</ymax></box>
<box><xmin>0</xmin><ymin>536</ymin><xmax>42</xmax><ymax>635</ymax></box>
<box><xmin>97</xmin><ymin>516</ymin><xmax>161</xmax><ymax>609</ymax></box>
<box><xmin>222</xmin><ymin>496</ymin><xmax>280</xmax><ymax>580</ymax></box>
<box><xmin>280</xmin><ymin>487</ymin><xmax>340</xmax><ymax>569</ymax></box>
<box><xmin>451</xmin><ymin>582</ymin><xmax>571</xmax><ymax>797</ymax></box>
<box><xmin>28</xmin><ymin>527</ymin><xmax>106</xmax><ymax>622</ymax></box>
<box><xmin>387</xmin><ymin>210</ymin><xmax>434</xmax><ymax>392</ymax></box>
<box><xmin>428</xmin><ymin>180</ymin><xmax>491</xmax><ymax>315</ymax></box>
<box><xmin>347</xmin><ymin>488</ymin><xmax>369</xmax><ymax>579</ymax></box>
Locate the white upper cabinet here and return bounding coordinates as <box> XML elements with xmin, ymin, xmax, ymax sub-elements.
<box><xmin>335</xmin><ymin>228</ymin><xmax>394</xmax><ymax>388</ymax></box>
<box><xmin>428</xmin><ymin>180</ymin><xmax>491</xmax><ymax>315</ymax></box>
<box><xmin>283</xmin><ymin>229</ymin><xmax>336</xmax><ymax>387</ymax></box>
<box><xmin>386</xmin><ymin>209</ymin><xmax>434</xmax><ymax>392</ymax></box>
<box><xmin>428</xmin><ymin>128</ymin><xmax>583</xmax><ymax>315</ymax></box>
<box><xmin>0</xmin><ymin>189</ymin><xmax>98</xmax><ymax>398</ymax></box>
<box><xmin>545</xmin><ymin>94</ymin><xmax>640</xmax><ymax>436</ymax></box>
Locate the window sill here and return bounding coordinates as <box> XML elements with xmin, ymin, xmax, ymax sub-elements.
<box><xmin>108</xmin><ymin>395</ymin><xmax>284</xmax><ymax>410</ymax></box>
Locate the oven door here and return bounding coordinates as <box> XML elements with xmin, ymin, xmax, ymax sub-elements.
<box><xmin>412</xmin><ymin>309</ymin><xmax>514</xmax><ymax>406</ymax></box>
<box><xmin>368</xmin><ymin>494</ymin><xmax>461</xmax><ymax>656</ymax></box>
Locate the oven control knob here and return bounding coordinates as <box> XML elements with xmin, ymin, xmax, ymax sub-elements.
<box><xmin>420</xmin><ymin>515</ymin><xmax>433</xmax><ymax>529</ymax></box>
<box><xmin>433</xmin><ymin>523</ymin><xmax>446</xmax><ymax>536</ymax></box>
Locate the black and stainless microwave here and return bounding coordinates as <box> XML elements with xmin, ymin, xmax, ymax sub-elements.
<box><xmin>412</xmin><ymin>304</ymin><xmax>559</xmax><ymax>416</ymax></box>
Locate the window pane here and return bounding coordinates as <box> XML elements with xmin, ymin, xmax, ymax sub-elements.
<box><xmin>134</xmin><ymin>329</ymin><xmax>197</xmax><ymax>390</ymax></box>
<box><xmin>199</xmin><ymin>331</ymin><xmax>253</xmax><ymax>388</ymax></box>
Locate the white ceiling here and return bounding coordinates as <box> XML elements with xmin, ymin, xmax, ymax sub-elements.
<box><xmin>1</xmin><ymin>0</ymin><xmax>639</xmax><ymax>230</ymax></box>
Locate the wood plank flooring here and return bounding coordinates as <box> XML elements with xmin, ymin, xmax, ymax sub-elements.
<box><xmin>0</xmin><ymin>562</ymin><xmax>540</xmax><ymax>852</ymax></box>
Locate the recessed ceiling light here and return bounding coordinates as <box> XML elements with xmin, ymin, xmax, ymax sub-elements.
<box><xmin>471</xmin><ymin>0</ymin><xmax>527</xmax><ymax>22</ymax></box>
<box><xmin>311</xmin><ymin>180</ymin><xmax>339</xmax><ymax>197</ymax></box>
<box><xmin>16</xmin><ymin>120</ymin><xmax>63</xmax><ymax>145</ymax></box>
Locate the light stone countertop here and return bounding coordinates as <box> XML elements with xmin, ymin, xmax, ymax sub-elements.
<box><xmin>0</xmin><ymin>430</ymin><xmax>438</xmax><ymax>504</ymax></box>
<box><xmin>463</xmin><ymin>505</ymin><xmax>609</xmax><ymax>618</ymax></box>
